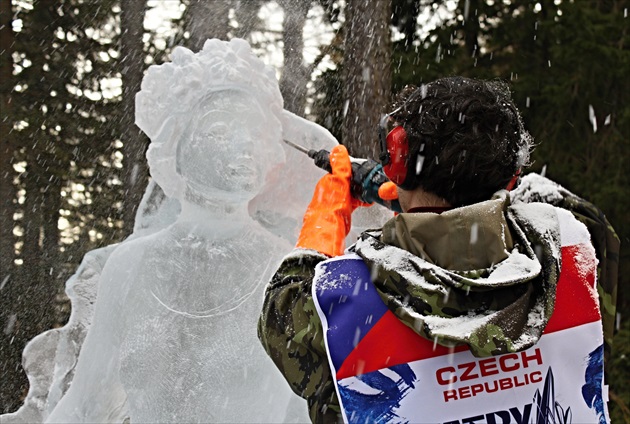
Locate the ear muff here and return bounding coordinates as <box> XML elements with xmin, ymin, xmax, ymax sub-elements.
<box><xmin>381</xmin><ymin>126</ymin><xmax>409</xmax><ymax>186</ymax></box>
<box><xmin>505</xmin><ymin>169</ymin><xmax>521</xmax><ymax>191</ymax></box>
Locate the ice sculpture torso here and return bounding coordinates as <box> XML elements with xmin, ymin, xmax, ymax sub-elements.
<box><xmin>118</xmin><ymin>220</ymin><xmax>289</xmax><ymax>422</ymax></box>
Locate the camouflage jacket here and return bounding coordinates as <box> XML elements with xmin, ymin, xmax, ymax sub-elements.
<box><xmin>258</xmin><ymin>174</ymin><xmax>619</xmax><ymax>423</ymax></box>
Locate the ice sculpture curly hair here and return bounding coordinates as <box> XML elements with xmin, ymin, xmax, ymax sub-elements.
<box><xmin>135</xmin><ymin>38</ymin><xmax>283</xmax><ymax>197</ymax></box>
<box><xmin>136</xmin><ymin>38</ymin><xmax>282</xmax><ymax>139</ymax></box>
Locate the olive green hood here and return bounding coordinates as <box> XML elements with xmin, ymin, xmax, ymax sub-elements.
<box><xmin>352</xmin><ymin>193</ymin><xmax>562</xmax><ymax>357</ymax></box>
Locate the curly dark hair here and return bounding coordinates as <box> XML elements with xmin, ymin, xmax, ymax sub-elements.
<box><xmin>389</xmin><ymin>76</ymin><xmax>533</xmax><ymax>207</ymax></box>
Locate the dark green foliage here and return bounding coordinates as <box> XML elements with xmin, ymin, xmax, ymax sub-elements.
<box><xmin>392</xmin><ymin>0</ymin><xmax>420</xmax><ymax>47</ymax></box>
<box><xmin>610</xmin><ymin>319</ymin><xmax>630</xmax><ymax>422</ymax></box>
<box><xmin>317</xmin><ymin>0</ymin><xmax>342</xmax><ymax>24</ymax></box>
<box><xmin>1</xmin><ymin>0</ymin><xmax>127</xmax><ymax>412</ymax></box>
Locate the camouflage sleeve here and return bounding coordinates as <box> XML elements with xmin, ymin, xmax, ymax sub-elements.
<box><xmin>257</xmin><ymin>250</ymin><xmax>342</xmax><ymax>423</ymax></box>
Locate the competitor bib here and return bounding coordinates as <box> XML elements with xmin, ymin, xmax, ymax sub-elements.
<box><xmin>313</xmin><ymin>209</ymin><xmax>609</xmax><ymax>424</ymax></box>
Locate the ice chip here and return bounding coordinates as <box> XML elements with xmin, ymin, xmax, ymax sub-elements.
<box><xmin>416</xmin><ymin>154</ymin><xmax>425</xmax><ymax>175</ymax></box>
<box><xmin>353</xmin><ymin>327</ymin><xmax>362</xmax><ymax>347</ymax></box>
<box><xmin>589</xmin><ymin>104</ymin><xmax>598</xmax><ymax>133</ymax></box>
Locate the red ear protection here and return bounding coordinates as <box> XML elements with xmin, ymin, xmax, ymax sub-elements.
<box><xmin>505</xmin><ymin>169</ymin><xmax>521</xmax><ymax>191</ymax></box>
<box><xmin>379</xmin><ymin>125</ymin><xmax>410</xmax><ymax>186</ymax></box>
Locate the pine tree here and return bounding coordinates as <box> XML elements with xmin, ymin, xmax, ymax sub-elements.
<box><xmin>0</xmin><ymin>0</ymin><xmax>122</xmax><ymax>411</ymax></box>
<box><xmin>279</xmin><ymin>0</ymin><xmax>311</xmax><ymax>116</ymax></box>
<box><xmin>0</xmin><ymin>0</ymin><xmax>16</xmax><ymax>304</ymax></box>
<box><xmin>120</xmin><ymin>0</ymin><xmax>149</xmax><ymax>236</ymax></box>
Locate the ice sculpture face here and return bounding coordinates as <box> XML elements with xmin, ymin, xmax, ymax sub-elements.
<box><xmin>138</xmin><ymin>39</ymin><xmax>286</xmax><ymax>201</ymax></box>
<box><xmin>177</xmin><ymin>90</ymin><xmax>281</xmax><ymax>202</ymax></box>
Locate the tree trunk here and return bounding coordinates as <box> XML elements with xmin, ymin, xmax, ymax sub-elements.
<box><xmin>0</xmin><ymin>0</ymin><xmax>61</xmax><ymax>412</ymax></box>
<box><xmin>342</xmin><ymin>0</ymin><xmax>392</xmax><ymax>158</ymax></box>
<box><xmin>0</xmin><ymin>0</ymin><xmax>15</xmax><ymax>287</ymax></box>
<box><xmin>40</xmin><ymin>160</ymin><xmax>62</xmax><ymax>282</ymax></box>
<box><xmin>0</xmin><ymin>0</ymin><xmax>23</xmax><ymax>412</ymax></box>
<box><xmin>233</xmin><ymin>0</ymin><xmax>262</xmax><ymax>39</ymax></box>
<box><xmin>461</xmin><ymin>0</ymin><xmax>480</xmax><ymax>58</ymax></box>
<box><xmin>279</xmin><ymin>0</ymin><xmax>311</xmax><ymax>116</ymax></box>
<box><xmin>185</xmin><ymin>0</ymin><xmax>231</xmax><ymax>51</ymax></box>
<box><xmin>120</xmin><ymin>0</ymin><xmax>149</xmax><ymax>236</ymax></box>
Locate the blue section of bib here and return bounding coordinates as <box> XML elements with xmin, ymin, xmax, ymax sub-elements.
<box><xmin>314</xmin><ymin>255</ymin><xmax>389</xmax><ymax>371</ymax></box>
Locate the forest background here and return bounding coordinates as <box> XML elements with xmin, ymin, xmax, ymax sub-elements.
<box><xmin>1</xmin><ymin>0</ymin><xmax>628</xmax><ymax>420</ymax></box>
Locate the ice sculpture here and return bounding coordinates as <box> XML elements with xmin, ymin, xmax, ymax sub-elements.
<box><xmin>1</xmin><ymin>38</ymin><xmax>391</xmax><ymax>424</ymax></box>
<box><xmin>0</xmin><ymin>181</ymin><xmax>179</xmax><ymax>424</ymax></box>
<box><xmin>44</xmin><ymin>39</ymin><xmax>304</xmax><ymax>423</ymax></box>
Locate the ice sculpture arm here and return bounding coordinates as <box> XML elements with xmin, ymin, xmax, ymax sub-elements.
<box><xmin>281</xmin><ymin>110</ymin><xmax>338</xmax><ymax>149</ymax></box>
<box><xmin>296</xmin><ymin>145</ymin><xmax>368</xmax><ymax>257</ymax></box>
<box><xmin>257</xmin><ymin>251</ymin><xmax>342</xmax><ymax>423</ymax></box>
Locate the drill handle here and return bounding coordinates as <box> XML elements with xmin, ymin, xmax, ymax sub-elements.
<box><xmin>351</xmin><ymin>160</ymin><xmax>403</xmax><ymax>213</ymax></box>
<box><xmin>308</xmin><ymin>149</ymin><xmax>402</xmax><ymax>213</ymax></box>
<box><xmin>308</xmin><ymin>149</ymin><xmax>333</xmax><ymax>173</ymax></box>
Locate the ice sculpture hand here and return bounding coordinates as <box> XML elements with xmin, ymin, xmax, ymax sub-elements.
<box><xmin>296</xmin><ymin>145</ymin><xmax>369</xmax><ymax>257</ymax></box>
